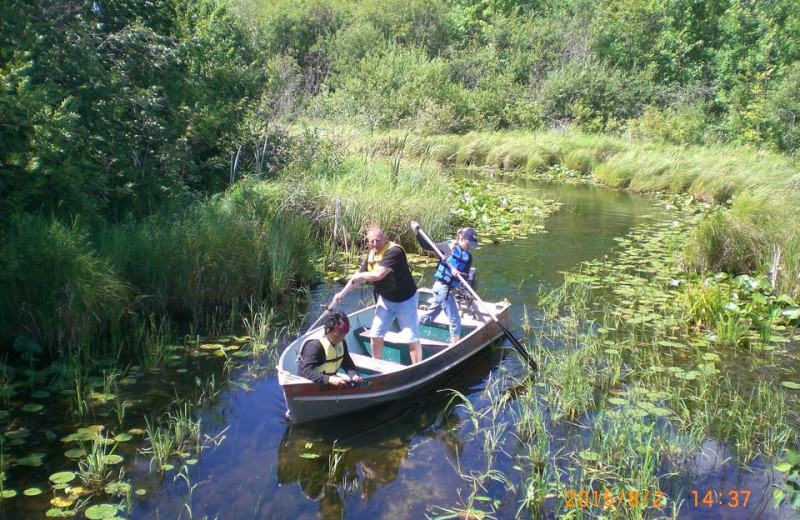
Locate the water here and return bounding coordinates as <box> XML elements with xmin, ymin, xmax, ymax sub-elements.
<box><xmin>4</xmin><ymin>179</ymin><xmax>796</xmax><ymax>519</ymax></box>
<box><xmin>144</xmin><ymin>179</ymin><xmax>675</xmax><ymax>519</ymax></box>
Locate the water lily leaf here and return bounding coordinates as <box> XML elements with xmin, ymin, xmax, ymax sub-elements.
<box><xmin>773</xmin><ymin>489</ymin><xmax>785</xmax><ymax>508</ymax></box>
<box><xmin>579</xmin><ymin>450</ymin><xmax>599</xmax><ymax>462</ymax></box>
<box><xmin>16</xmin><ymin>453</ymin><xmax>46</xmax><ymax>466</ymax></box>
<box><xmin>1</xmin><ymin>489</ymin><xmax>17</xmax><ymax>498</ymax></box>
<box><xmin>775</xmin><ymin>462</ymin><xmax>793</xmax><ymax>472</ymax></box>
<box><xmin>21</xmin><ymin>403</ymin><xmax>43</xmax><ymax>413</ymax></box>
<box><xmin>135</xmin><ymin>489</ymin><xmax>147</xmax><ymax>496</ymax></box>
<box><xmin>50</xmin><ymin>496</ymin><xmax>74</xmax><ymax>507</ymax></box>
<box><xmin>300</xmin><ymin>453</ymin><xmax>320</xmax><ymax>459</ymax></box>
<box><xmin>650</xmin><ymin>407</ymin><xmax>672</xmax><ymax>417</ymax></box>
<box><xmin>114</xmin><ymin>433</ymin><xmax>133</xmax><ymax>442</ymax></box>
<box><xmin>84</xmin><ymin>503</ymin><xmax>120</xmax><ymax>519</ymax></box>
<box><xmin>31</xmin><ymin>390</ymin><xmax>50</xmax><ymax>399</ymax></box>
<box><xmin>105</xmin><ymin>481</ymin><xmax>131</xmax><ymax>495</ymax></box>
<box><xmin>103</xmin><ymin>454</ymin><xmax>124</xmax><ymax>465</ymax></box>
<box><xmin>89</xmin><ymin>392</ymin><xmax>117</xmax><ymax>403</ymax></box>
<box><xmin>49</xmin><ymin>471</ymin><xmax>76</xmax><ymax>484</ymax></box>
<box><xmin>608</xmin><ymin>397</ymin><xmax>628</xmax><ymax>406</ymax></box>
<box><xmin>781</xmin><ymin>381</ymin><xmax>800</xmax><ymax>390</ymax></box>
<box><xmin>23</xmin><ymin>487</ymin><xmax>42</xmax><ymax>496</ymax></box>
<box><xmin>702</xmin><ymin>353</ymin><xmax>720</xmax><ymax>362</ymax></box>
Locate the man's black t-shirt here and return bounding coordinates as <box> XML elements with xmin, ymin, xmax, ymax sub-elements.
<box><xmin>360</xmin><ymin>245</ymin><xmax>417</xmax><ymax>302</ymax></box>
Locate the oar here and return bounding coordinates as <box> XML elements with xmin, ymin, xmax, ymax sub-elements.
<box><xmin>416</xmin><ymin>226</ymin><xmax>539</xmax><ymax>371</ymax></box>
<box><xmin>305</xmin><ymin>277</ymin><xmax>357</xmax><ymax>333</ymax></box>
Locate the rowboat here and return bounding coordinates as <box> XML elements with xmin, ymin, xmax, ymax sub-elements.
<box><xmin>277</xmin><ymin>288</ymin><xmax>510</xmax><ymax>424</ymax></box>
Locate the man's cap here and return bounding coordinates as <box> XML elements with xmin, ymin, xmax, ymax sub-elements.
<box><xmin>460</xmin><ymin>227</ymin><xmax>478</xmax><ymax>248</ymax></box>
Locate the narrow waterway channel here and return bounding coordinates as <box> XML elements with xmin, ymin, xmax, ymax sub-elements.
<box><xmin>138</xmin><ymin>179</ymin><xmax>677</xmax><ymax>520</ymax></box>
<box><xmin>5</xmin><ymin>179</ymin><xmax>794</xmax><ymax>519</ymax></box>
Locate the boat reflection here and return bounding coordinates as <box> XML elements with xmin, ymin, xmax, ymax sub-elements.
<box><xmin>276</xmin><ymin>343</ymin><xmax>505</xmax><ymax>519</ymax></box>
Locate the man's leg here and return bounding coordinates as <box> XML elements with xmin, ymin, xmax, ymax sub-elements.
<box><xmin>409</xmin><ymin>340</ymin><xmax>422</xmax><ymax>364</ymax></box>
<box><xmin>370</xmin><ymin>296</ymin><xmax>391</xmax><ymax>360</ymax></box>
<box><xmin>394</xmin><ymin>292</ymin><xmax>422</xmax><ymax>364</ymax></box>
<box><xmin>370</xmin><ymin>336</ymin><xmax>385</xmax><ymax>361</ymax></box>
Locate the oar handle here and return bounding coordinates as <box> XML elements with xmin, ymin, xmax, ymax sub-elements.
<box><xmin>415</xmin><ymin>225</ymin><xmax>538</xmax><ymax>371</ymax></box>
<box><xmin>416</xmin><ymin>228</ymin><xmax>495</xmax><ymax>317</ymax></box>
<box><xmin>305</xmin><ymin>277</ymin><xmax>357</xmax><ymax>333</ymax></box>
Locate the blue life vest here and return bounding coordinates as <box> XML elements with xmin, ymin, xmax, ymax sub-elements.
<box><xmin>434</xmin><ymin>242</ymin><xmax>471</xmax><ymax>287</ymax></box>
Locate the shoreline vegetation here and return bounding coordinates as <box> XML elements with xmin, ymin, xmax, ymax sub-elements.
<box><xmin>2</xmin><ymin>0</ymin><xmax>800</xmax><ymax>516</ymax></box>
<box><xmin>435</xmin><ymin>204</ymin><xmax>800</xmax><ymax>519</ymax></box>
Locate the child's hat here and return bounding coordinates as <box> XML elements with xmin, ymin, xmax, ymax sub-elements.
<box><xmin>460</xmin><ymin>227</ymin><xmax>478</xmax><ymax>248</ymax></box>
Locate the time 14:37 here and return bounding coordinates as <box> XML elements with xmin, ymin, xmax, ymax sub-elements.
<box><xmin>690</xmin><ymin>489</ymin><xmax>751</xmax><ymax>508</ymax></box>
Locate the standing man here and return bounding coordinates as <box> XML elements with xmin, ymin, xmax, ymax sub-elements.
<box><xmin>334</xmin><ymin>225</ymin><xmax>423</xmax><ymax>364</ymax></box>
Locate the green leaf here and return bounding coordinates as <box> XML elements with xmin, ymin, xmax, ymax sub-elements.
<box><xmin>579</xmin><ymin>450</ymin><xmax>599</xmax><ymax>461</ymax></box>
<box><xmin>773</xmin><ymin>488</ymin><xmax>785</xmax><ymax>508</ymax></box>
<box><xmin>49</xmin><ymin>471</ymin><xmax>76</xmax><ymax>484</ymax></box>
<box><xmin>775</xmin><ymin>462</ymin><xmax>793</xmax><ymax>472</ymax></box>
<box><xmin>781</xmin><ymin>381</ymin><xmax>800</xmax><ymax>390</ymax></box>
<box><xmin>84</xmin><ymin>504</ymin><xmax>120</xmax><ymax>519</ymax></box>
<box><xmin>300</xmin><ymin>453</ymin><xmax>320</xmax><ymax>459</ymax></box>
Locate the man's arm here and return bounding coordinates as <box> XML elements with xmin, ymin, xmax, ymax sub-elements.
<box><xmin>340</xmin><ymin>340</ymin><xmax>362</xmax><ymax>383</ymax></box>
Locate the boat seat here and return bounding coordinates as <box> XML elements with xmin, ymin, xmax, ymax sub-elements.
<box><xmin>357</xmin><ymin>329</ymin><xmax>450</xmax><ymax>348</ymax></box>
<box><xmin>350</xmin><ymin>353</ymin><xmax>404</xmax><ymax>373</ymax></box>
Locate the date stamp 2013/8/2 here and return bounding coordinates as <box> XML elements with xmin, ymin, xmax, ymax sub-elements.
<box><xmin>564</xmin><ymin>489</ymin><xmax>667</xmax><ymax>509</ymax></box>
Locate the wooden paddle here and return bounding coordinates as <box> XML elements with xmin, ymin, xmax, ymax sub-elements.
<box><xmin>305</xmin><ymin>277</ymin><xmax>357</xmax><ymax>333</ymax></box>
<box><xmin>416</xmin><ymin>226</ymin><xmax>539</xmax><ymax>371</ymax></box>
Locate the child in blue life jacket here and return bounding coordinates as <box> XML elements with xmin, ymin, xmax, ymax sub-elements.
<box><xmin>410</xmin><ymin>221</ymin><xmax>478</xmax><ymax>343</ymax></box>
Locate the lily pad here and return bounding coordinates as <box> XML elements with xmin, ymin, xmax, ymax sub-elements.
<box><xmin>89</xmin><ymin>392</ymin><xmax>117</xmax><ymax>403</ymax></box>
<box><xmin>103</xmin><ymin>454</ymin><xmax>124</xmax><ymax>465</ymax></box>
<box><xmin>64</xmin><ymin>448</ymin><xmax>86</xmax><ymax>459</ymax></box>
<box><xmin>84</xmin><ymin>503</ymin><xmax>120</xmax><ymax>519</ymax></box>
<box><xmin>650</xmin><ymin>407</ymin><xmax>672</xmax><ymax>417</ymax></box>
<box><xmin>50</xmin><ymin>496</ymin><xmax>75</xmax><ymax>508</ymax></box>
<box><xmin>1</xmin><ymin>489</ymin><xmax>17</xmax><ymax>498</ymax></box>
<box><xmin>49</xmin><ymin>471</ymin><xmax>76</xmax><ymax>484</ymax></box>
<box><xmin>16</xmin><ymin>453</ymin><xmax>46</xmax><ymax>466</ymax></box>
<box><xmin>578</xmin><ymin>450</ymin><xmax>600</xmax><ymax>462</ymax></box>
<box><xmin>105</xmin><ymin>481</ymin><xmax>131</xmax><ymax>495</ymax></box>
<box><xmin>781</xmin><ymin>381</ymin><xmax>800</xmax><ymax>390</ymax></box>
<box><xmin>21</xmin><ymin>403</ymin><xmax>44</xmax><ymax>413</ymax></box>
<box><xmin>23</xmin><ymin>487</ymin><xmax>43</xmax><ymax>496</ymax></box>
<box><xmin>114</xmin><ymin>433</ymin><xmax>133</xmax><ymax>442</ymax></box>
<box><xmin>31</xmin><ymin>390</ymin><xmax>51</xmax><ymax>399</ymax></box>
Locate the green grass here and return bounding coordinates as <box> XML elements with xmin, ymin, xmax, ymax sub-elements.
<box><xmin>361</xmin><ymin>129</ymin><xmax>800</xmax><ymax>297</ymax></box>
